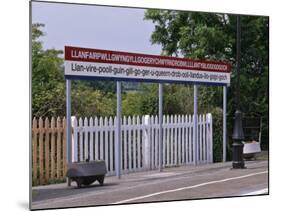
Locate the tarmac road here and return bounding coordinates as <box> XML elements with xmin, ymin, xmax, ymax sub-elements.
<box><xmin>32</xmin><ymin>160</ymin><xmax>268</xmax><ymax>210</ymax></box>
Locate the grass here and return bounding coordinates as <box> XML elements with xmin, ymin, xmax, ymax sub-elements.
<box><xmin>255</xmin><ymin>150</ymin><xmax>269</xmax><ymax>160</ymax></box>
<box><xmin>32</xmin><ymin>190</ymin><xmax>38</xmax><ymax>198</ymax></box>
<box><xmin>244</xmin><ymin>150</ymin><xmax>268</xmax><ymax>161</ymax></box>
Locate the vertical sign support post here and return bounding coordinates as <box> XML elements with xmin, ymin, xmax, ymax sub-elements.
<box><xmin>66</xmin><ymin>79</ymin><xmax>72</xmax><ymax>186</ymax></box>
<box><xmin>193</xmin><ymin>85</ymin><xmax>198</xmax><ymax>165</ymax></box>
<box><xmin>159</xmin><ymin>83</ymin><xmax>163</xmax><ymax>172</ymax></box>
<box><xmin>223</xmin><ymin>85</ymin><xmax>227</xmax><ymax>162</ymax></box>
<box><xmin>116</xmin><ymin>81</ymin><xmax>122</xmax><ymax>179</ymax></box>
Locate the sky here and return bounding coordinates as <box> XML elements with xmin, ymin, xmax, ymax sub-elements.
<box><xmin>31</xmin><ymin>1</ymin><xmax>162</xmax><ymax>55</ymax></box>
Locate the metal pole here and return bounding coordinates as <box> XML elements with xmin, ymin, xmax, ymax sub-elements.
<box><xmin>236</xmin><ymin>16</ymin><xmax>241</xmax><ymax>110</ymax></box>
<box><xmin>116</xmin><ymin>81</ymin><xmax>122</xmax><ymax>178</ymax></box>
<box><xmin>193</xmin><ymin>85</ymin><xmax>198</xmax><ymax>165</ymax></box>
<box><xmin>223</xmin><ymin>85</ymin><xmax>227</xmax><ymax>162</ymax></box>
<box><xmin>66</xmin><ymin>79</ymin><xmax>72</xmax><ymax>186</ymax></box>
<box><xmin>232</xmin><ymin>15</ymin><xmax>245</xmax><ymax>169</ymax></box>
<box><xmin>159</xmin><ymin>83</ymin><xmax>163</xmax><ymax>172</ymax></box>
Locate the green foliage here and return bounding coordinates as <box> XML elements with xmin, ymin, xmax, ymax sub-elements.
<box><xmin>144</xmin><ymin>11</ymin><xmax>233</xmax><ymax>60</ymax></box>
<box><xmin>164</xmin><ymin>84</ymin><xmax>193</xmax><ymax>114</ymax></box>
<box><xmin>211</xmin><ymin>107</ymin><xmax>223</xmax><ymax>162</ymax></box>
<box><xmin>122</xmin><ymin>84</ymin><xmax>158</xmax><ymax>116</ymax></box>
<box><xmin>139</xmin><ymin>84</ymin><xmax>159</xmax><ymax>115</ymax></box>
<box><xmin>145</xmin><ymin>10</ymin><xmax>269</xmax><ymax>156</ymax></box>
<box><xmin>122</xmin><ymin>91</ymin><xmax>143</xmax><ymax>116</ymax></box>
<box><xmin>32</xmin><ymin>24</ymin><xmax>117</xmax><ymax>118</ymax></box>
<box><xmin>122</xmin><ymin>84</ymin><xmax>194</xmax><ymax>116</ymax></box>
<box><xmin>32</xmin><ymin>23</ymin><xmax>65</xmax><ymax>117</ymax></box>
<box><xmin>71</xmin><ymin>81</ymin><xmax>115</xmax><ymax>117</ymax></box>
<box><xmin>83</xmin><ymin>80</ymin><xmax>116</xmax><ymax>93</ymax></box>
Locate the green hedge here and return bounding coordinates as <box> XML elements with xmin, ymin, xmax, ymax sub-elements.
<box><xmin>211</xmin><ymin>107</ymin><xmax>223</xmax><ymax>162</ymax></box>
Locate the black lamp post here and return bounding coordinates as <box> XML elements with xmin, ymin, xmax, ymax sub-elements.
<box><xmin>232</xmin><ymin>15</ymin><xmax>245</xmax><ymax>169</ymax></box>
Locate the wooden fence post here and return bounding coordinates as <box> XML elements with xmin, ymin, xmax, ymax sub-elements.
<box><xmin>38</xmin><ymin>117</ymin><xmax>44</xmax><ymax>185</ymax></box>
<box><xmin>50</xmin><ymin>117</ymin><xmax>55</xmax><ymax>180</ymax></box>
<box><xmin>123</xmin><ymin>116</ymin><xmax>127</xmax><ymax>172</ymax></box>
<box><xmin>143</xmin><ymin>115</ymin><xmax>151</xmax><ymax>170</ymax></box>
<box><xmin>128</xmin><ymin>116</ymin><xmax>132</xmax><ymax>172</ymax></box>
<box><xmin>45</xmin><ymin>118</ymin><xmax>50</xmax><ymax>183</ymax></box>
<box><xmin>57</xmin><ymin>117</ymin><xmax>62</xmax><ymax>179</ymax></box>
<box><xmin>72</xmin><ymin>117</ymin><xmax>77</xmax><ymax>162</ymax></box>
<box><xmin>137</xmin><ymin>116</ymin><xmax>141</xmax><ymax>170</ymax></box>
<box><xmin>104</xmin><ymin>117</ymin><xmax>109</xmax><ymax>172</ymax></box>
<box><xmin>89</xmin><ymin>117</ymin><xmax>94</xmax><ymax>161</ymax></box>
<box><xmin>84</xmin><ymin>117</ymin><xmax>89</xmax><ymax>161</ymax></box>
<box><xmin>32</xmin><ymin>117</ymin><xmax>38</xmax><ymax>185</ymax></box>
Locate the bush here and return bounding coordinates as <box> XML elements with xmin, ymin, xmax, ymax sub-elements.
<box><xmin>211</xmin><ymin>107</ymin><xmax>223</xmax><ymax>162</ymax></box>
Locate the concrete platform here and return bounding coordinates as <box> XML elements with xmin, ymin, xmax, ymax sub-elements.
<box><xmin>32</xmin><ymin>160</ymin><xmax>268</xmax><ymax>210</ymax></box>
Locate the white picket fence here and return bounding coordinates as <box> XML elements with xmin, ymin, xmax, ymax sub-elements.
<box><xmin>71</xmin><ymin>113</ymin><xmax>213</xmax><ymax>176</ymax></box>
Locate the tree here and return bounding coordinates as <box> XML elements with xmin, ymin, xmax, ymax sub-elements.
<box><xmin>32</xmin><ymin>23</ymin><xmax>117</xmax><ymax>118</ymax></box>
<box><xmin>144</xmin><ymin>10</ymin><xmax>234</xmax><ymax>60</ymax></box>
<box><xmin>144</xmin><ymin>9</ymin><xmax>269</xmax><ymax>117</ymax></box>
<box><xmin>32</xmin><ymin>23</ymin><xmax>65</xmax><ymax>117</ymax></box>
<box><xmin>144</xmin><ymin>10</ymin><xmax>269</xmax><ymax>155</ymax></box>
<box><xmin>71</xmin><ymin>81</ymin><xmax>115</xmax><ymax>117</ymax></box>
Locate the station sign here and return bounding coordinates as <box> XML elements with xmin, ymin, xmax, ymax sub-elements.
<box><xmin>64</xmin><ymin>46</ymin><xmax>231</xmax><ymax>85</ymax></box>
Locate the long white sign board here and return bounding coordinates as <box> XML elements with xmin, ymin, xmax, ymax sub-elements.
<box><xmin>64</xmin><ymin>46</ymin><xmax>231</xmax><ymax>85</ymax></box>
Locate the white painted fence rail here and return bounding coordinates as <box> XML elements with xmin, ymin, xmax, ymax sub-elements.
<box><xmin>71</xmin><ymin>114</ymin><xmax>213</xmax><ymax>176</ymax></box>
